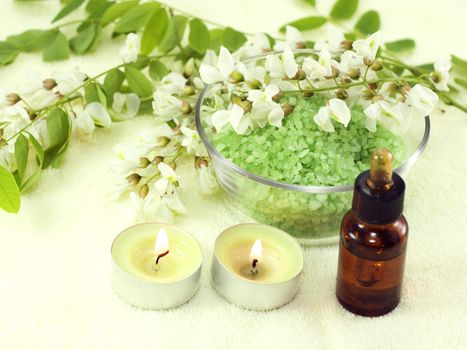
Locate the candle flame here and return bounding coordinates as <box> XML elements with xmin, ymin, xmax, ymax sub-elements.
<box><xmin>154</xmin><ymin>228</ymin><xmax>169</xmax><ymax>255</ymax></box>
<box><xmin>249</xmin><ymin>239</ymin><xmax>262</xmax><ymax>263</ymax></box>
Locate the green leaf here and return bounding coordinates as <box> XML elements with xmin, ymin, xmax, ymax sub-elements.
<box><xmin>21</xmin><ymin>134</ymin><xmax>44</xmax><ymax>192</ymax></box>
<box><xmin>303</xmin><ymin>0</ymin><xmax>316</xmax><ymax>7</ymax></box>
<box><xmin>159</xmin><ymin>15</ymin><xmax>188</xmax><ymax>53</ymax></box>
<box><xmin>209</xmin><ymin>29</ymin><xmax>224</xmax><ymax>51</ymax></box>
<box><xmin>385</xmin><ymin>39</ymin><xmax>415</xmax><ymax>52</ymax></box>
<box><xmin>70</xmin><ymin>24</ymin><xmax>97</xmax><ymax>54</ymax></box>
<box><xmin>141</xmin><ymin>8</ymin><xmax>169</xmax><ymax>55</ymax></box>
<box><xmin>53</xmin><ymin>0</ymin><xmax>86</xmax><ymax>23</ymax></box>
<box><xmin>101</xmin><ymin>0</ymin><xmax>139</xmax><ymax>26</ymax></box>
<box><xmin>104</xmin><ymin>68</ymin><xmax>125</xmax><ymax>101</ymax></box>
<box><xmin>189</xmin><ymin>19</ymin><xmax>210</xmax><ymax>54</ymax></box>
<box><xmin>125</xmin><ymin>66</ymin><xmax>153</xmax><ymax>97</ymax></box>
<box><xmin>14</xmin><ymin>134</ymin><xmax>29</xmax><ymax>183</ymax></box>
<box><xmin>7</xmin><ymin>29</ymin><xmax>55</xmax><ymax>52</ymax></box>
<box><xmin>86</xmin><ymin>0</ymin><xmax>108</xmax><ymax>13</ymax></box>
<box><xmin>0</xmin><ymin>165</ymin><xmax>21</xmax><ymax>213</ymax></box>
<box><xmin>85</xmin><ymin>83</ymin><xmax>107</xmax><ymax>106</ymax></box>
<box><xmin>455</xmin><ymin>78</ymin><xmax>467</xmax><ymax>89</ymax></box>
<box><xmin>452</xmin><ymin>55</ymin><xmax>467</xmax><ymax>76</ymax></box>
<box><xmin>114</xmin><ymin>3</ymin><xmax>160</xmax><ymax>34</ymax></box>
<box><xmin>44</xmin><ymin>108</ymin><xmax>72</xmax><ymax>168</ymax></box>
<box><xmin>279</xmin><ymin>16</ymin><xmax>327</xmax><ymax>33</ymax></box>
<box><xmin>222</xmin><ymin>27</ymin><xmax>247</xmax><ymax>52</ymax></box>
<box><xmin>330</xmin><ymin>0</ymin><xmax>359</xmax><ymax>20</ymax></box>
<box><xmin>42</xmin><ymin>31</ymin><xmax>70</xmax><ymax>61</ymax></box>
<box><xmin>0</xmin><ymin>41</ymin><xmax>19</xmax><ymax>65</ymax></box>
<box><xmin>149</xmin><ymin>60</ymin><xmax>169</xmax><ymax>80</ymax></box>
<box><xmin>355</xmin><ymin>10</ymin><xmax>380</xmax><ymax>34</ymax></box>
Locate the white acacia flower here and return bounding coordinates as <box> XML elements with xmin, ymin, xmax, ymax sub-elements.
<box><xmin>112</xmin><ymin>92</ymin><xmax>140</xmax><ymax>120</ymax></box>
<box><xmin>27</xmin><ymin>89</ymin><xmax>58</xmax><ymax>110</ymax></box>
<box><xmin>302</xmin><ymin>48</ymin><xmax>335</xmax><ymax>80</ymax></box>
<box><xmin>86</xmin><ymin>102</ymin><xmax>111</xmax><ymax>128</ymax></box>
<box><xmin>180</xmin><ymin>126</ymin><xmax>206</xmax><ymax>156</ymax></box>
<box><xmin>247</xmin><ymin>84</ymin><xmax>284</xmax><ymax>128</ymax></box>
<box><xmin>200</xmin><ymin>46</ymin><xmax>238</xmax><ymax>84</ymax></box>
<box><xmin>202</xmin><ymin>49</ymin><xmax>217</xmax><ymax>66</ymax></box>
<box><xmin>274</xmin><ymin>26</ymin><xmax>304</xmax><ymax>50</ymax></box>
<box><xmin>338</xmin><ymin>50</ymin><xmax>365</xmax><ymax>75</ymax></box>
<box><xmin>2</xmin><ymin>105</ymin><xmax>30</xmax><ymax>140</ymax></box>
<box><xmin>430</xmin><ymin>59</ymin><xmax>451</xmax><ymax>91</ymax></box>
<box><xmin>241</xmin><ymin>33</ymin><xmax>271</xmax><ymax>57</ymax></box>
<box><xmin>130</xmin><ymin>191</ymin><xmax>154</xmax><ymax>222</ymax></box>
<box><xmin>28</xmin><ymin>119</ymin><xmax>50</xmax><ymax>149</ymax></box>
<box><xmin>160</xmin><ymin>72</ymin><xmax>187</xmax><ymax>95</ymax></box>
<box><xmin>17</xmin><ymin>71</ymin><xmax>43</xmax><ymax>95</ymax></box>
<box><xmin>0</xmin><ymin>143</ymin><xmax>15</xmax><ymax>171</ymax></box>
<box><xmin>75</xmin><ymin>110</ymin><xmax>96</xmax><ymax>137</ymax></box>
<box><xmin>197</xmin><ymin>163</ymin><xmax>217</xmax><ymax>195</ymax></box>
<box><xmin>154</xmin><ymin>162</ymin><xmax>178</xmax><ymax>195</ymax></box>
<box><xmin>152</xmin><ymin>90</ymin><xmax>183</xmax><ymax>121</ymax></box>
<box><xmin>52</xmin><ymin>69</ymin><xmax>87</xmax><ymax>96</ymax></box>
<box><xmin>352</xmin><ymin>32</ymin><xmax>381</xmax><ymax>61</ymax></box>
<box><xmin>406</xmin><ymin>84</ymin><xmax>439</xmax><ymax>116</ymax></box>
<box><xmin>154</xmin><ymin>191</ymin><xmax>187</xmax><ymax>223</ymax></box>
<box><xmin>363</xmin><ymin>103</ymin><xmax>380</xmax><ymax>132</ymax></box>
<box><xmin>119</xmin><ymin>33</ymin><xmax>140</xmax><ymax>64</ymax></box>
<box><xmin>211</xmin><ymin>104</ymin><xmax>250</xmax><ymax>134</ymax></box>
<box><xmin>313</xmin><ymin>98</ymin><xmax>351</xmax><ymax>132</ymax></box>
<box><xmin>314</xmin><ymin>25</ymin><xmax>345</xmax><ymax>52</ymax></box>
<box><xmin>265</xmin><ymin>47</ymin><xmax>298</xmax><ymax>79</ymax></box>
<box><xmin>138</xmin><ymin>123</ymin><xmax>175</xmax><ymax>153</ymax></box>
<box><xmin>112</xmin><ymin>143</ymin><xmax>141</xmax><ymax>175</ymax></box>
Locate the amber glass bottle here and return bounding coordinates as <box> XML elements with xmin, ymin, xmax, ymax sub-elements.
<box><xmin>336</xmin><ymin>149</ymin><xmax>408</xmax><ymax>317</ymax></box>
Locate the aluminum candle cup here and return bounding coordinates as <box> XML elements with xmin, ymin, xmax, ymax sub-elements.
<box><xmin>111</xmin><ymin>223</ymin><xmax>202</xmax><ymax>310</ymax></box>
<box><xmin>211</xmin><ymin>224</ymin><xmax>304</xmax><ymax>310</ymax></box>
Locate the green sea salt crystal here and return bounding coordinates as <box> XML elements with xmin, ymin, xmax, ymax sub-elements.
<box><xmin>207</xmin><ymin>95</ymin><xmax>405</xmax><ymax>238</ymax></box>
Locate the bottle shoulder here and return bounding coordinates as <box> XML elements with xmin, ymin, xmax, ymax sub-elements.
<box><xmin>340</xmin><ymin>210</ymin><xmax>408</xmax><ymax>260</ymax></box>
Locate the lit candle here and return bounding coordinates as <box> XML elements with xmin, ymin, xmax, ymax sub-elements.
<box><xmin>111</xmin><ymin>223</ymin><xmax>202</xmax><ymax>310</ymax></box>
<box><xmin>211</xmin><ymin>224</ymin><xmax>304</xmax><ymax>310</ymax></box>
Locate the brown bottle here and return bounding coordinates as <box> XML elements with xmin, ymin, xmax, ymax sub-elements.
<box><xmin>336</xmin><ymin>149</ymin><xmax>408</xmax><ymax>317</ymax></box>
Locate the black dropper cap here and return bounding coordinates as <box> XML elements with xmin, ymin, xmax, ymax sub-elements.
<box><xmin>352</xmin><ymin>149</ymin><xmax>405</xmax><ymax>224</ymax></box>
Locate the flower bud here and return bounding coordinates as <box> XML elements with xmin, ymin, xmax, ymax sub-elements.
<box><xmin>194</xmin><ymin>157</ymin><xmax>208</xmax><ymax>169</ymax></box>
<box><xmin>42</xmin><ymin>78</ymin><xmax>57</xmax><ymax>91</ymax></box>
<box><xmin>229</xmin><ymin>70</ymin><xmax>244</xmax><ymax>83</ymax></box>
<box><xmin>169</xmin><ymin>161</ymin><xmax>177</xmax><ymax>171</ymax></box>
<box><xmin>230</xmin><ymin>94</ymin><xmax>243</xmax><ymax>105</ymax></box>
<box><xmin>181</xmin><ymin>101</ymin><xmax>192</xmax><ymax>115</ymax></box>
<box><xmin>182</xmin><ymin>85</ymin><xmax>195</xmax><ymax>96</ymax></box>
<box><xmin>295</xmin><ymin>41</ymin><xmax>306</xmax><ymax>49</ymax></box>
<box><xmin>370</xmin><ymin>60</ymin><xmax>383</xmax><ymax>71</ymax></box>
<box><xmin>6</xmin><ymin>93</ymin><xmax>20</xmax><ymax>105</ymax></box>
<box><xmin>340</xmin><ymin>40</ymin><xmax>353</xmax><ymax>50</ymax></box>
<box><xmin>138</xmin><ymin>184</ymin><xmax>149</xmax><ymax>199</ymax></box>
<box><xmin>431</xmin><ymin>71</ymin><xmax>441</xmax><ymax>83</ymax></box>
<box><xmin>347</xmin><ymin>68</ymin><xmax>361</xmax><ymax>80</ymax></box>
<box><xmin>371</xmin><ymin>95</ymin><xmax>383</xmax><ymax>103</ymax></box>
<box><xmin>363</xmin><ymin>57</ymin><xmax>374</xmax><ymax>66</ymax></box>
<box><xmin>325</xmin><ymin>66</ymin><xmax>340</xmax><ymax>79</ymax></box>
<box><xmin>28</xmin><ymin>110</ymin><xmax>38</xmax><ymax>121</ymax></box>
<box><xmin>126</xmin><ymin>173</ymin><xmax>141</xmax><ymax>186</ymax></box>
<box><xmin>368</xmin><ymin>82</ymin><xmax>378</xmax><ymax>91</ymax></box>
<box><xmin>336</xmin><ymin>89</ymin><xmax>349</xmax><ymax>100</ymax></box>
<box><xmin>272</xmin><ymin>90</ymin><xmax>283</xmax><ymax>102</ymax></box>
<box><xmin>239</xmin><ymin>100</ymin><xmax>252</xmax><ymax>113</ymax></box>
<box><xmin>152</xmin><ymin>156</ymin><xmax>164</xmax><ymax>164</ymax></box>
<box><xmin>157</xmin><ymin>136</ymin><xmax>170</xmax><ymax>147</ymax></box>
<box><xmin>139</xmin><ymin>157</ymin><xmax>151</xmax><ymax>168</ymax></box>
<box><xmin>282</xmin><ymin>103</ymin><xmax>295</xmax><ymax>116</ymax></box>
<box><xmin>247</xmin><ymin>79</ymin><xmax>262</xmax><ymax>90</ymax></box>
<box><xmin>362</xmin><ymin>89</ymin><xmax>375</xmax><ymax>100</ymax></box>
<box><xmin>184</xmin><ymin>58</ymin><xmax>195</xmax><ymax>77</ymax></box>
<box><xmin>400</xmin><ymin>83</ymin><xmax>411</xmax><ymax>94</ymax></box>
<box><xmin>292</xmin><ymin>68</ymin><xmax>307</xmax><ymax>81</ymax></box>
<box><xmin>303</xmin><ymin>91</ymin><xmax>314</xmax><ymax>98</ymax></box>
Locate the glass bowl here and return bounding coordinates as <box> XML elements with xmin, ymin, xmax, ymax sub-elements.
<box><xmin>195</xmin><ymin>51</ymin><xmax>430</xmax><ymax>244</ymax></box>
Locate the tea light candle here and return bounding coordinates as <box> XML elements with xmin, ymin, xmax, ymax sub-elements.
<box><xmin>111</xmin><ymin>223</ymin><xmax>202</xmax><ymax>310</ymax></box>
<box><xmin>211</xmin><ymin>223</ymin><xmax>304</xmax><ymax>310</ymax></box>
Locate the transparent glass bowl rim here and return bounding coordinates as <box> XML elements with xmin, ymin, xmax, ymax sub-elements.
<box><xmin>195</xmin><ymin>49</ymin><xmax>431</xmax><ymax>194</ymax></box>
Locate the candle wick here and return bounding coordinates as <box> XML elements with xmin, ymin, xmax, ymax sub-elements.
<box><xmin>155</xmin><ymin>250</ymin><xmax>169</xmax><ymax>265</ymax></box>
<box><xmin>250</xmin><ymin>259</ymin><xmax>259</xmax><ymax>276</ymax></box>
